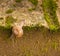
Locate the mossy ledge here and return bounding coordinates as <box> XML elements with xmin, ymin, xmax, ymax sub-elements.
<box><xmin>0</xmin><ymin>25</ymin><xmax>60</xmax><ymax>34</ymax></box>
<box><xmin>42</xmin><ymin>0</ymin><xmax>60</xmax><ymax>31</ymax></box>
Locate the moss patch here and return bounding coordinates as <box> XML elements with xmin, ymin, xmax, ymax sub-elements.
<box><xmin>42</xmin><ymin>0</ymin><xmax>59</xmax><ymax>31</ymax></box>
<box><xmin>15</xmin><ymin>0</ymin><xmax>22</xmax><ymax>3</ymax></box>
<box><xmin>6</xmin><ymin>9</ymin><xmax>14</xmax><ymax>14</ymax></box>
<box><xmin>5</xmin><ymin>16</ymin><xmax>16</xmax><ymax>28</ymax></box>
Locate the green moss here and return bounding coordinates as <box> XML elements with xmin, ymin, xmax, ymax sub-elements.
<box><xmin>29</xmin><ymin>0</ymin><xmax>38</xmax><ymax>6</ymax></box>
<box><xmin>23</xmin><ymin>24</ymin><xmax>41</xmax><ymax>31</ymax></box>
<box><xmin>15</xmin><ymin>0</ymin><xmax>22</xmax><ymax>2</ymax></box>
<box><xmin>42</xmin><ymin>0</ymin><xmax>59</xmax><ymax>31</ymax></box>
<box><xmin>5</xmin><ymin>16</ymin><xmax>16</xmax><ymax>28</ymax></box>
<box><xmin>49</xmin><ymin>25</ymin><xmax>58</xmax><ymax>31</ymax></box>
<box><xmin>13</xmin><ymin>4</ymin><xmax>16</xmax><ymax>7</ymax></box>
<box><xmin>6</xmin><ymin>9</ymin><xmax>14</xmax><ymax>14</ymax></box>
<box><xmin>44</xmin><ymin>13</ymin><xmax>51</xmax><ymax>24</ymax></box>
<box><xmin>28</xmin><ymin>8</ymin><xmax>35</xmax><ymax>11</ymax></box>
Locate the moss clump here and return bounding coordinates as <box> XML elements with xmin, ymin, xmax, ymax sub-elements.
<box><xmin>6</xmin><ymin>9</ymin><xmax>14</xmax><ymax>14</ymax></box>
<box><xmin>5</xmin><ymin>16</ymin><xmax>16</xmax><ymax>28</ymax></box>
<box><xmin>29</xmin><ymin>0</ymin><xmax>38</xmax><ymax>6</ymax></box>
<box><xmin>42</xmin><ymin>0</ymin><xmax>59</xmax><ymax>31</ymax></box>
<box><xmin>15</xmin><ymin>0</ymin><xmax>22</xmax><ymax>2</ymax></box>
<box><xmin>23</xmin><ymin>24</ymin><xmax>41</xmax><ymax>31</ymax></box>
<box><xmin>28</xmin><ymin>8</ymin><xmax>36</xmax><ymax>11</ymax></box>
<box><xmin>49</xmin><ymin>25</ymin><xmax>58</xmax><ymax>31</ymax></box>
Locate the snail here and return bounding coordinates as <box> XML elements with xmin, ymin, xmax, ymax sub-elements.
<box><xmin>12</xmin><ymin>20</ymin><xmax>25</xmax><ymax>38</ymax></box>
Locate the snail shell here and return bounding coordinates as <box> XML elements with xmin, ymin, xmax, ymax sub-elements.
<box><xmin>12</xmin><ymin>23</ymin><xmax>23</xmax><ymax>38</ymax></box>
